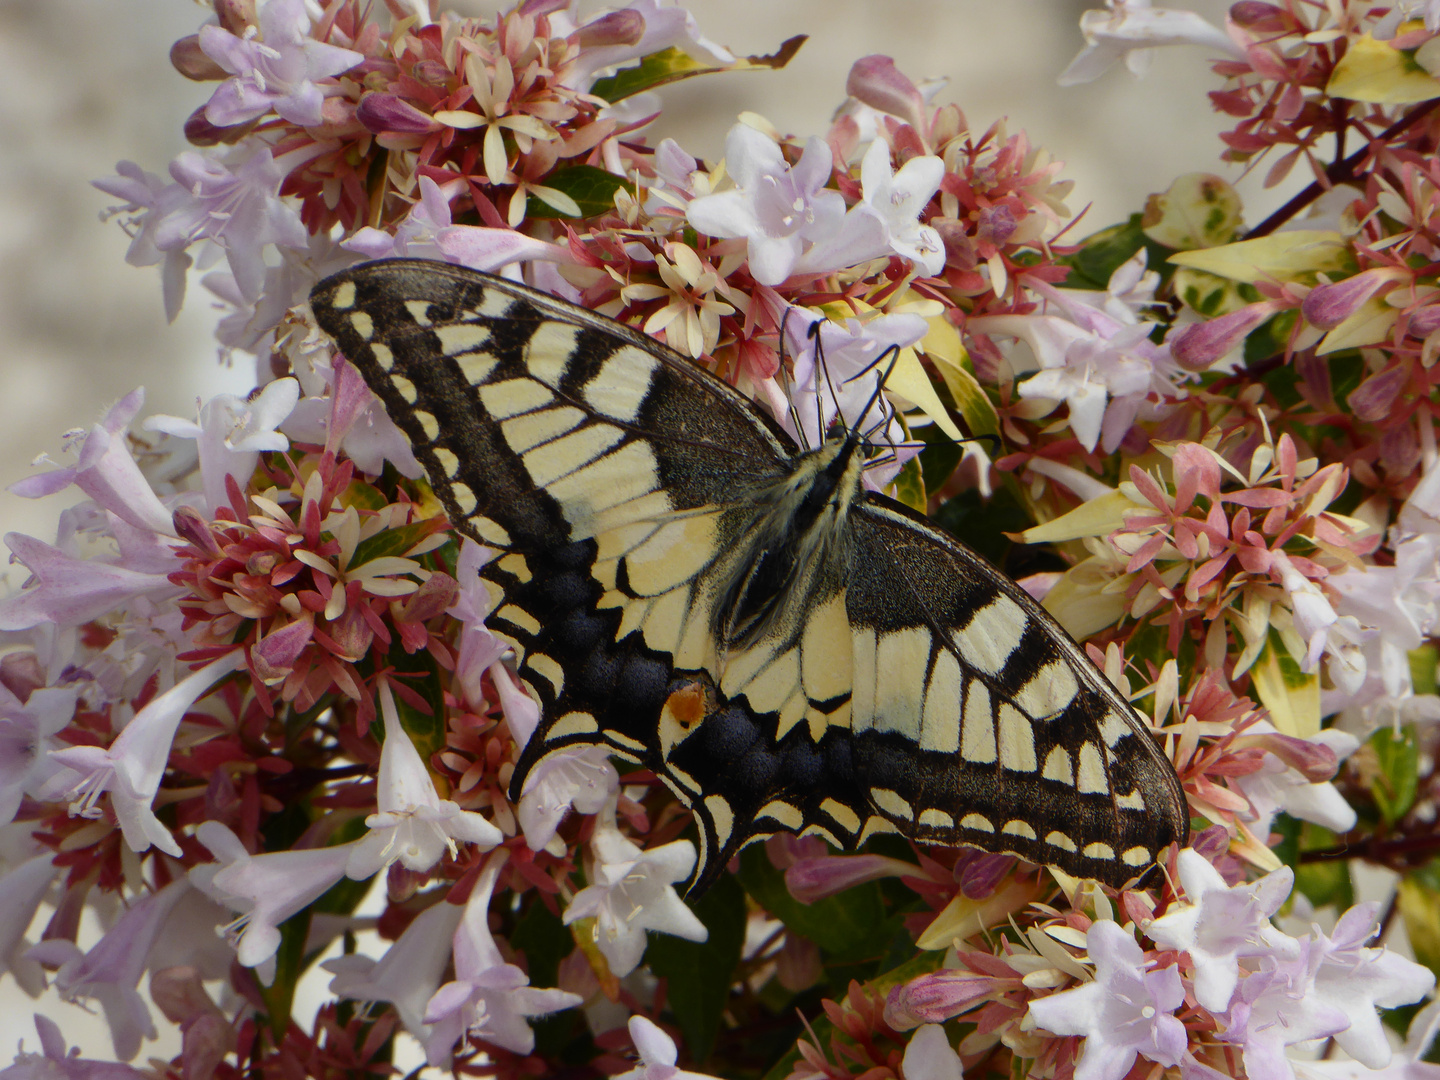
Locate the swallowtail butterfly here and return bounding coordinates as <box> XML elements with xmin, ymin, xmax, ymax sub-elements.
<box><xmin>310</xmin><ymin>259</ymin><xmax>1189</xmax><ymax>893</ymax></box>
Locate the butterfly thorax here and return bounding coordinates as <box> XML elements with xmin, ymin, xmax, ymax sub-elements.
<box><xmin>716</xmin><ymin>431</ymin><xmax>865</xmax><ymax>652</ymax></box>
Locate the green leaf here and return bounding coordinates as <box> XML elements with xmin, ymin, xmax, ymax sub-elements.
<box><xmin>1411</xmin><ymin>645</ymin><xmax>1439</xmax><ymax>696</ymax></box>
<box><xmin>510</xmin><ymin>897</ymin><xmax>571</xmax><ymax>988</ymax></box>
<box><xmin>647</xmin><ymin>873</ymin><xmax>746</xmax><ymax>1064</ymax></box>
<box><xmin>1369</xmin><ymin>724</ymin><xmax>1420</xmax><ymax>826</ymax></box>
<box><xmin>589</xmin><ymin>37</ymin><xmax>806</xmax><ymax>103</ymax></box>
<box><xmin>380</xmin><ymin>644</ymin><xmax>449</xmax><ymax>769</ymax></box>
<box><xmin>1059</xmin><ymin>214</ymin><xmax>1180</xmax><ymax>292</ymax></box>
<box><xmin>349</xmin><ymin>517</ymin><xmax>444</xmax><ymax>568</ymax></box>
<box><xmin>891</xmin><ymin>455</ymin><xmax>926</xmax><ymax>513</ymax></box>
<box><xmin>1293</xmin><ymin>824</ymin><xmax>1354</xmax><ymax>910</ymax></box>
<box><xmin>525</xmin><ymin>165</ymin><xmax>629</xmax><ymax>220</ymax></box>
<box><xmin>1398</xmin><ymin>873</ymin><xmax>1440</xmax><ymax>982</ymax></box>
<box><xmin>736</xmin><ymin>846</ymin><xmax>885</xmax><ymax>960</ymax></box>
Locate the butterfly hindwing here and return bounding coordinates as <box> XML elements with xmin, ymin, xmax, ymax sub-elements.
<box><xmin>843</xmin><ymin>500</ymin><xmax>1189</xmax><ymax>881</ymax></box>
<box><xmin>310</xmin><ymin>259</ymin><xmax>1189</xmax><ymax>893</ymax></box>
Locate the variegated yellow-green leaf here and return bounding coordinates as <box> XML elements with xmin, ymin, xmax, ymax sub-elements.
<box><xmin>1318</xmin><ymin>294</ymin><xmax>1398</xmax><ymax>354</ymax></box>
<box><xmin>1168</xmin><ymin>231</ymin><xmax>1354</xmax><ymax>287</ymax></box>
<box><xmin>1041</xmin><ymin>558</ymin><xmax>1129</xmax><ymax>640</ymax></box>
<box><xmin>1141</xmin><ymin>173</ymin><xmax>1243</xmax><ymax>251</ymax></box>
<box><xmin>1327</xmin><ymin>31</ymin><xmax>1440</xmax><ymax>104</ymax></box>
<box><xmin>1172</xmin><ymin>266</ymin><xmax>1254</xmax><ymax>317</ymax></box>
<box><xmin>1019</xmin><ymin>490</ymin><xmax>1138</xmax><ymax>544</ymax></box>
<box><xmin>589</xmin><ymin>37</ymin><xmax>806</xmax><ymax>103</ymax></box>
<box><xmin>891</xmin><ymin>454</ymin><xmax>927</xmax><ymax>514</ymax></box>
<box><xmin>923</xmin><ymin>318</ymin><xmax>1001</xmax><ymax>439</ymax></box>
<box><xmin>1249</xmin><ymin>630</ymin><xmax>1320</xmax><ymax>738</ymax></box>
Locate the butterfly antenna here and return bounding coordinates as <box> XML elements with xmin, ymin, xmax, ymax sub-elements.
<box><xmin>852</xmin><ymin>346</ymin><xmax>902</xmax><ymax>452</ymax></box>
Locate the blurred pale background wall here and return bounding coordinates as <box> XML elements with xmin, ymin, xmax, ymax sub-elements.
<box><xmin>0</xmin><ymin>0</ymin><xmax>1252</xmax><ymax>1064</ymax></box>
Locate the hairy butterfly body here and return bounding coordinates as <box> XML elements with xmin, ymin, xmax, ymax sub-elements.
<box><xmin>310</xmin><ymin>259</ymin><xmax>1188</xmax><ymax>893</ymax></box>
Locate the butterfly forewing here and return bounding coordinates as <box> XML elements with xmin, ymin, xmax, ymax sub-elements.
<box><xmin>310</xmin><ymin>258</ymin><xmax>1189</xmax><ymax>893</ymax></box>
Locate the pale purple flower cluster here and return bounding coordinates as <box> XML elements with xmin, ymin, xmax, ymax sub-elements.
<box><xmin>1026</xmin><ymin>850</ymin><xmax>1435</xmax><ymax>1080</ymax></box>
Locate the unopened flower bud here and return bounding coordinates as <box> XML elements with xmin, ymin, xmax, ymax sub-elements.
<box><xmin>1302</xmin><ymin>268</ymin><xmax>1400</xmax><ymax>330</ymax></box>
<box><xmin>1229</xmin><ymin>2</ymin><xmax>1287</xmax><ymax>29</ymax></box>
<box><xmin>171</xmin><ymin>35</ymin><xmax>227</xmax><ymax>81</ymax></box>
<box><xmin>1347</xmin><ymin>363</ymin><xmax>1407</xmax><ymax>422</ymax></box>
<box><xmin>785</xmin><ymin>852</ymin><xmax>917</xmax><ymax>903</ymax></box>
<box><xmin>956</xmin><ymin>851</ymin><xmax>1015</xmax><ymax>899</ymax></box>
<box><xmin>355</xmin><ymin>93</ymin><xmax>441</xmax><ymax>135</ymax></box>
<box><xmin>173</xmin><ymin>505</ymin><xmax>223</xmax><ymax>556</ymax></box>
<box><xmin>183</xmin><ymin>105</ymin><xmax>256</xmax><ymax>147</ymax></box>
<box><xmin>212</xmin><ymin>0</ymin><xmax>255</xmax><ymax>35</ymax></box>
<box><xmin>251</xmin><ymin>618</ymin><xmax>313</xmax><ymax>684</ymax></box>
<box><xmin>577</xmin><ymin>10</ymin><xmax>645</xmax><ymax>49</ymax></box>
<box><xmin>846</xmin><ymin>55</ymin><xmax>927</xmax><ymax>133</ymax></box>
<box><xmin>519</xmin><ymin>0</ymin><xmax>570</xmax><ymax>14</ymax></box>
<box><xmin>1169</xmin><ymin>301</ymin><xmax>1277</xmax><ymax>371</ymax></box>
<box><xmin>775</xmin><ymin>933</ymin><xmax>823</xmax><ymax>992</ymax></box>
<box><xmin>1409</xmin><ymin>304</ymin><xmax>1440</xmax><ymax>337</ymax></box>
<box><xmin>885</xmin><ymin>969</ymin><xmax>1002</xmax><ymax>1030</ymax></box>
<box><xmin>396</xmin><ymin>572</ymin><xmax>459</xmax><ymax>623</ymax></box>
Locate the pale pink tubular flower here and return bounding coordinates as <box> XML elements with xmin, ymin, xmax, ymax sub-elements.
<box><xmin>561</xmin><ymin>810</ymin><xmax>707</xmax><ymax>977</ymax></box>
<box><xmin>156</xmin><ymin>142</ymin><xmax>311</xmax><ymax>302</ymax></box>
<box><xmin>190</xmin><ymin>820</ymin><xmax>358</xmax><ymax>970</ymax></box>
<box><xmin>0</xmin><ymin>683</ymin><xmax>78</xmax><ymax>826</ymax></box>
<box><xmin>1026</xmin><ymin>919</ymin><xmax>1186</xmax><ymax>1080</ymax></box>
<box><xmin>0</xmin><ymin>534</ymin><xmax>178</xmax><ymax>634</ymax></box>
<box><xmin>0</xmin><ymin>854</ymin><xmax>63</xmax><ymax>997</ymax></box>
<box><xmin>0</xmin><ymin>1013</ymin><xmax>148</xmax><ymax>1080</ymax></box>
<box><xmin>1230</xmin><ymin>722</ymin><xmax>1359</xmax><ymax>840</ymax></box>
<box><xmin>609</xmin><ymin>1015</ymin><xmax>721</xmax><ymax>1080</ymax></box>
<box><xmin>686</xmin><ymin>125</ymin><xmax>846</xmax><ymax>285</ymax></box>
<box><xmin>900</xmin><ymin>1024</ymin><xmax>963</xmax><ymax>1080</ymax></box>
<box><xmin>423</xmin><ymin>851</ymin><xmax>583</xmax><ymax>1064</ymax></box>
<box><xmin>557</xmin><ymin>0</ymin><xmax>735</xmax><ymax>93</ymax></box>
<box><xmin>1058</xmin><ymin>0</ymin><xmax>1243</xmax><ymax>86</ymax></box>
<box><xmin>92</xmin><ymin>165</ymin><xmax>193</xmax><ymax>321</ymax></box>
<box><xmin>144</xmin><ymin>378</ymin><xmax>299</xmax><ymax>518</ymax></box>
<box><xmin>516</xmin><ymin>745</ymin><xmax>617</xmax><ymax>851</ymax></box>
<box><xmin>857</xmin><ymin>139</ymin><xmax>946</xmax><ymax>275</ymax></box>
<box><xmin>26</xmin><ymin>880</ymin><xmax>190</xmax><ymax>1061</ymax></box>
<box><xmin>344</xmin><ymin>175</ymin><xmax>571</xmax><ymax>273</ymax></box>
<box><xmin>199</xmin><ymin>0</ymin><xmax>362</xmax><ymax>128</ymax></box>
<box><xmin>1146</xmin><ymin>848</ymin><xmax>1298</xmax><ymax>1012</ymax></box>
<box><xmin>48</xmin><ymin>650</ymin><xmax>249</xmax><ymax>857</ymax></box>
<box><xmin>324</xmin><ymin>899</ymin><xmax>465</xmax><ymax>1043</ymax></box>
<box><xmin>1305</xmin><ymin>902</ymin><xmax>1437</xmax><ymax>1069</ymax></box>
<box><xmin>344</xmin><ymin>680</ymin><xmax>502</xmax><ymax>879</ymax></box>
<box><xmin>8</xmin><ymin>390</ymin><xmax>174</xmax><ymax>537</ymax></box>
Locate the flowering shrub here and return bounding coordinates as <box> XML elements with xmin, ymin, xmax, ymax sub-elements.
<box><xmin>6</xmin><ymin>1</ymin><xmax>1440</xmax><ymax>1078</ymax></box>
